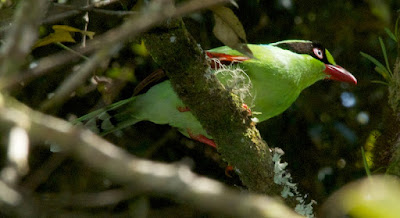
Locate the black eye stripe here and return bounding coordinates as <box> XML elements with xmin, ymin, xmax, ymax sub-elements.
<box><xmin>275</xmin><ymin>41</ymin><xmax>330</xmax><ymax>64</ymax></box>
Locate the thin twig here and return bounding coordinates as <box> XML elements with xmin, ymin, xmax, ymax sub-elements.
<box><xmin>56</xmin><ymin>42</ymin><xmax>89</xmax><ymax>60</ymax></box>
<box><xmin>1</xmin><ymin>0</ymin><xmax>232</xmax><ymax>91</ymax></box>
<box><xmin>81</xmin><ymin>0</ymin><xmax>90</xmax><ymax>47</ymax></box>
<box><xmin>39</xmin><ymin>45</ymin><xmax>119</xmax><ymax>112</ymax></box>
<box><xmin>42</xmin><ymin>0</ymin><xmax>126</xmax><ymax>25</ymax></box>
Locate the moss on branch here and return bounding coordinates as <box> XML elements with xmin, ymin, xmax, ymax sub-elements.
<box><xmin>142</xmin><ymin>19</ymin><xmax>284</xmax><ymax>196</ymax></box>
<box><xmin>375</xmin><ymin>14</ymin><xmax>400</xmax><ymax>176</ymax></box>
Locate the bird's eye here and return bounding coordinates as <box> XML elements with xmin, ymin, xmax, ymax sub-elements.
<box><xmin>313</xmin><ymin>48</ymin><xmax>324</xmax><ymax>59</ymax></box>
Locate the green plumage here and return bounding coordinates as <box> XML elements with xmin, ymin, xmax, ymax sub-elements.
<box><xmin>210</xmin><ymin>43</ymin><xmax>327</xmax><ymax>121</ymax></box>
<box><xmin>79</xmin><ymin>40</ymin><xmax>355</xmax><ymax>140</ymax></box>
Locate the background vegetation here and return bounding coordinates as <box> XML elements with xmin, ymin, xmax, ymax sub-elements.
<box><xmin>1</xmin><ymin>0</ymin><xmax>400</xmax><ymax>217</ymax></box>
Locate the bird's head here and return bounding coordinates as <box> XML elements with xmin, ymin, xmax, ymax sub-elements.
<box><xmin>272</xmin><ymin>40</ymin><xmax>357</xmax><ymax>85</ymax></box>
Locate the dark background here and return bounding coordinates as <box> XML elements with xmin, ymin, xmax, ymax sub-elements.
<box><xmin>2</xmin><ymin>0</ymin><xmax>399</xmax><ymax>216</ymax></box>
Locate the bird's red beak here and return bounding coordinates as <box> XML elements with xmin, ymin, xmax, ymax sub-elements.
<box><xmin>324</xmin><ymin>64</ymin><xmax>357</xmax><ymax>85</ymax></box>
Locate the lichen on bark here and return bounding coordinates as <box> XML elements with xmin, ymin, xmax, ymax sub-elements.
<box><xmin>142</xmin><ymin>18</ymin><xmax>285</xmax><ymax>197</ymax></box>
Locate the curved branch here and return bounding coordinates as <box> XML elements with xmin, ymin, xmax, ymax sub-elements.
<box><xmin>0</xmin><ymin>96</ymin><xmax>301</xmax><ymax>218</ymax></box>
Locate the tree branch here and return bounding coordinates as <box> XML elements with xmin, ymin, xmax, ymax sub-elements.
<box><xmin>142</xmin><ymin>18</ymin><xmax>284</xmax><ymax>198</ymax></box>
<box><xmin>38</xmin><ymin>45</ymin><xmax>119</xmax><ymax>112</ymax></box>
<box><xmin>1</xmin><ymin>0</ymin><xmax>232</xmax><ymax>91</ymax></box>
<box><xmin>0</xmin><ymin>95</ymin><xmax>301</xmax><ymax>218</ymax></box>
<box><xmin>43</xmin><ymin>1</ymin><xmax>128</xmax><ymax>25</ymax></box>
<box><xmin>385</xmin><ymin>16</ymin><xmax>400</xmax><ymax>176</ymax></box>
<box><xmin>0</xmin><ymin>0</ymin><xmax>49</xmax><ymax>78</ymax></box>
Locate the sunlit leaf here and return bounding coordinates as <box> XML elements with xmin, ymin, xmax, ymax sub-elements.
<box><xmin>131</xmin><ymin>40</ymin><xmax>149</xmax><ymax>57</ymax></box>
<box><xmin>360</xmin><ymin>146</ymin><xmax>371</xmax><ymax>176</ymax></box>
<box><xmin>106</xmin><ymin>66</ymin><xmax>135</xmax><ymax>82</ymax></box>
<box><xmin>322</xmin><ymin>176</ymin><xmax>400</xmax><ymax>218</ymax></box>
<box><xmin>363</xmin><ymin>130</ymin><xmax>380</xmax><ymax>171</ymax></box>
<box><xmin>34</xmin><ymin>28</ymin><xmax>76</xmax><ymax>48</ymax></box>
<box><xmin>33</xmin><ymin>25</ymin><xmax>95</xmax><ymax>48</ymax></box>
<box><xmin>211</xmin><ymin>6</ymin><xmax>254</xmax><ymax>58</ymax></box>
<box><xmin>53</xmin><ymin>25</ymin><xmax>95</xmax><ymax>39</ymax></box>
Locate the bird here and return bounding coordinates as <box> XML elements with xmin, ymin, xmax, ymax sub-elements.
<box><xmin>78</xmin><ymin>40</ymin><xmax>357</xmax><ymax>148</ymax></box>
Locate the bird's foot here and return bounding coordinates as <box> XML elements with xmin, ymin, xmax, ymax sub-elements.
<box><xmin>225</xmin><ymin>165</ymin><xmax>234</xmax><ymax>177</ymax></box>
<box><xmin>177</xmin><ymin>106</ymin><xmax>190</xmax><ymax>112</ymax></box>
<box><xmin>242</xmin><ymin>103</ymin><xmax>252</xmax><ymax>116</ymax></box>
<box><xmin>187</xmin><ymin>129</ymin><xmax>237</xmax><ymax>177</ymax></box>
<box><xmin>187</xmin><ymin>129</ymin><xmax>216</xmax><ymax>148</ymax></box>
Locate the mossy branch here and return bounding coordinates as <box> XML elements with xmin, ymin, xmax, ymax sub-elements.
<box><xmin>385</xmin><ymin>20</ymin><xmax>400</xmax><ymax>176</ymax></box>
<box><xmin>142</xmin><ymin>19</ymin><xmax>285</xmax><ymax>197</ymax></box>
<box><xmin>374</xmin><ymin>13</ymin><xmax>400</xmax><ymax>176</ymax></box>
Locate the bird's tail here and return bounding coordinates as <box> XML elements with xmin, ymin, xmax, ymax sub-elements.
<box><xmin>73</xmin><ymin>96</ymin><xmax>140</xmax><ymax>136</ymax></box>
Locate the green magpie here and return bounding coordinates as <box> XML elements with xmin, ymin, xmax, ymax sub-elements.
<box><xmin>80</xmin><ymin>40</ymin><xmax>357</xmax><ymax>148</ymax></box>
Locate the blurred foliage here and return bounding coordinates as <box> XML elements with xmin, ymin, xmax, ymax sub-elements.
<box><xmin>2</xmin><ymin>0</ymin><xmax>400</xmax><ymax>216</ymax></box>
<box><xmin>320</xmin><ymin>176</ymin><xmax>400</xmax><ymax>217</ymax></box>
<box><xmin>0</xmin><ymin>0</ymin><xmax>14</xmax><ymax>9</ymax></box>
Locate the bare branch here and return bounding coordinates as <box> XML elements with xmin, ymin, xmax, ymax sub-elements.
<box><xmin>43</xmin><ymin>1</ymin><xmax>136</xmax><ymax>25</ymax></box>
<box><xmin>1</xmin><ymin>0</ymin><xmax>232</xmax><ymax>91</ymax></box>
<box><xmin>0</xmin><ymin>0</ymin><xmax>49</xmax><ymax>78</ymax></box>
<box><xmin>39</xmin><ymin>45</ymin><xmax>119</xmax><ymax>112</ymax></box>
<box><xmin>2</xmin><ymin>126</ymin><xmax>30</xmax><ymax>185</ymax></box>
<box><xmin>0</xmin><ymin>179</ymin><xmax>40</xmax><ymax>217</ymax></box>
<box><xmin>0</xmin><ymin>96</ymin><xmax>301</xmax><ymax>218</ymax></box>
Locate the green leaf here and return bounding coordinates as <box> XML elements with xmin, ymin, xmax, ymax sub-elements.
<box><xmin>379</xmin><ymin>37</ymin><xmax>393</xmax><ymax>76</ymax></box>
<box><xmin>375</xmin><ymin>66</ymin><xmax>390</xmax><ymax>80</ymax></box>
<box><xmin>360</xmin><ymin>51</ymin><xmax>391</xmax><ymax>80</ymax></box>
<box><xmin>384</xmin><ymin>28</ymin><xmax>397</xmax><ymax>42</ymax></box>
<box><xmin>53</xmin><ymin>25</ymin><xmax>95</xmax><ymax>39</ymax></box>
<box><xmin>34</xmin><ymin>28</ymin><xmax>76</xmax><ymax>48</ymax></box>
<box><xmin>72</xmin><ymin>96</ymin><xmax>135</xmax><ymax>125</ymax></box>
<box><xmin>361</xmin><ymin>146</ymin><xmax>371</xmax><ymax>177</ymax></box>
<box><xmin>371</xmin><ymin>80</ymin><xmax>388</xmax><ymax>85</ymax></box>
<box><xmin>33</xmin><ymin>25</ymin><xmax>95</xmax><ymax>49</ymax></box>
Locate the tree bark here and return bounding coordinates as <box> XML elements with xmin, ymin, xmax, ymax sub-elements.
<box><xmin>142</xmin><ymin>19</ymin><xmax>284</xmax><ymax>197</ymax></box>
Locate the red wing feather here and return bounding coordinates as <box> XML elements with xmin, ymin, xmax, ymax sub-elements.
<box><xmin>206</xmin><ymin>51</ymin><xmax>250</xmax><ymax>69</ymax></box>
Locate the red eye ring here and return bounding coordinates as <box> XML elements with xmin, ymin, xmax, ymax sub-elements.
<box><xmin>313</xmin><ymin>47</ymin><xmax>324</xmax><ymax>59</ymax></box>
